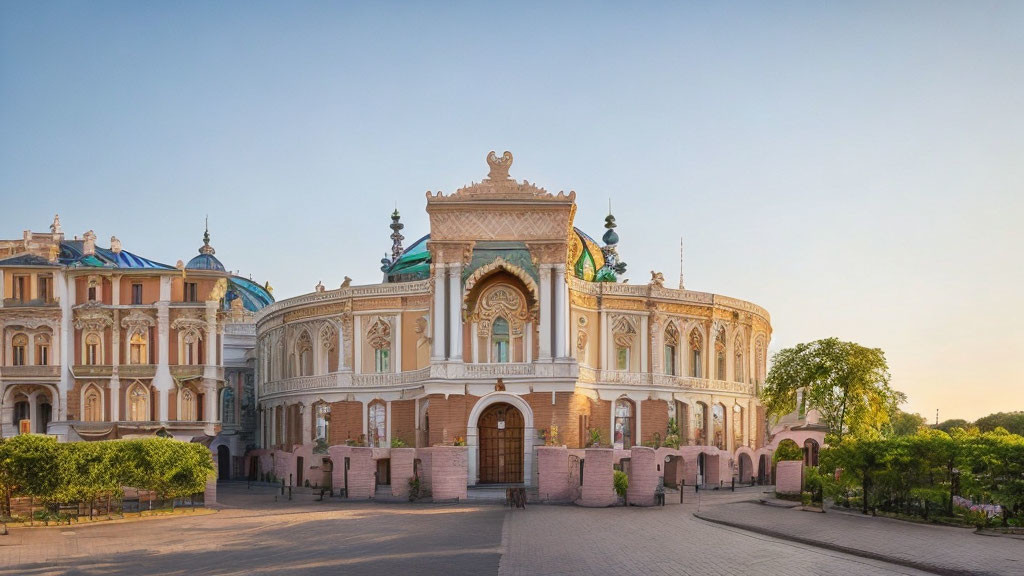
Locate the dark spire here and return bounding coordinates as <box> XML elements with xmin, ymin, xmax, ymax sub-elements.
<box><xmin>389</xmin><ymin>209</ymin><xmax>405</xmax><ymax>262</ymax></box>
<box><xmin>199</xmin><ymin>216</ymin><xmax>215</xmax><ymax>255</ymax></box>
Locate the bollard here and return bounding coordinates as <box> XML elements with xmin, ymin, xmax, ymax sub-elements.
<box><xmin>288</xmin><ymin>486</ymin><xmax>292</xmax><ymax>501</ymax></box>
<box><xmin>731</xmin><ymin>478</ymin><xmax>735</xmax><ymax>492</ymax></box>
<box><xmin>281</xmin><ymin>479</ymin><xmax>285</xmax><ymax>496</ymax></box>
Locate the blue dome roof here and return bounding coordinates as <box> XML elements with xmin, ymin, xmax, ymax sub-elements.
<box><xmin>224</xmin><ymin>276</ymin><xmax>274</xmax><ymax>312</ymax></box>
<box><xmin>186</xmin><ymin>253</ymin><xmax>225</xmax><ymax>271</ymax></box>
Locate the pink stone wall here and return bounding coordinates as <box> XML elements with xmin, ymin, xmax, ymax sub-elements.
<box><xmin>776</xmin><ymin>460</ymin><xmax>803</xmax><ymax>494</ymax></box>
<box><xmin>536</xmin><ymin>446</ymin><xmax>571</xmax><ymax>502</ymax></box>
<box><xmin>328</xmin><ymin>446</ymin><xmax>377</xmax><ymax>499</ymax></box>
<box><xmin>579</xmin><ymin>448</ymin><xmax>617</xmax><ymax>507</ymax></box>
<box><xmin>417</xmin><ymin>449</ymin><xmax>433</xmax><ymax>493</ymax></box>
<box><xmin>390</xmin><ymin>448</ymin><xmax>416</xmax><ymax>498</ymax></box>
<box><xmin>626</xmin><ymin>446</ymin><xmax>658</xmax><ymax>506</ymax></box>
<box><xmin>426</xmin><ymin>446</ymin><xmax>468</xmax><ymax>501</ymax></box>
<box><xmin>705</xmin><ymin>453</ymin><xmax>722</xmax><ymax>486</ymax></box>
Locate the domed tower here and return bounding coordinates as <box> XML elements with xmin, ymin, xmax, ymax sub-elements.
<box><xmin>185</xmin><ymin>221</ymin><xmax>226</xmax><ymax>272</ymax></box>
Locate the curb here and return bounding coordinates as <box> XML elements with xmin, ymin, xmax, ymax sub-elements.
<box><xmin>693</xmin><ymin>512</ymin><xmax>968</xmax><ymax>576</ymax></box>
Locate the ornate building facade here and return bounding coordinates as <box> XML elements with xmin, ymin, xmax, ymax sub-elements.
<box><xmin>255</xmin><ymin>152</ymin><xmax>772</xmax><ymax>488</ymax></box>
<box><xmin>0</xmin><ymin>220</ymin><xmax>273</xmax><ymax>478</ymax></box>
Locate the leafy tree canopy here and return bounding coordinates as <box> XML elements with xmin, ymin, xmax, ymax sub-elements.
<box><xmin>760</xmin><ymin>338</ymin><xmax>905</xmax><ymax>442</ymax></box>
<box><xmin>974</xmin><ymin>412</ymin><xmax>1024</xmax><ymax>436</ymax></box>
<box><xmin>886</xmin><ymin>410</ymin><xmax>928</xmax><ymax>437</ymax></box>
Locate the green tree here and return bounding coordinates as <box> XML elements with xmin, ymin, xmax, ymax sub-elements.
<box><xmin>760</xmin><ymin>338</ymin><xmax>904</xmax><ymax>442</ymax></box>
<box><xmin>935</xmin><ymin>419</ymin><xmax>971</xmax><ymax>433</ymax></box>
<box><xmin>0</xmin><ymin>435</ymin><xmax>60</xmax><ymax>515</ymax></box>
<box><xmin>974</xmin><ymin>412</ymin><xmax>1024</xmax><ymax>436</ymax></box>
<box><xmin>887</xmin><ymin>410</ymin><xmax>928</xmax><ymax>437</ymax></box>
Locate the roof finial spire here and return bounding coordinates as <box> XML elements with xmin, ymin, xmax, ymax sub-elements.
<box><xmin>678</xmin><ymin>237</ymin><xmax>685</xmax><ymax>290</ymax></box>
<box><xmin>199</xmin><ymin>216</ymin><xmax>215</xmax><ymax>255</ymax></box>
<box><xmin>381</xmin><ymin>208</ymin><xmax>405</xmax><ymax>272</ymax></box>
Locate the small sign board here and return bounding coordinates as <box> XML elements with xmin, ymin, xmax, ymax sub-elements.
<box><xmin>497</xmin><ymin>420</ymin><xmax>505</xmax><ymax>430</ymax></box>
<box><xmin>19</xmin><ymin>419</ymin><xmax>31</xmax><ymax>435</ymax></box>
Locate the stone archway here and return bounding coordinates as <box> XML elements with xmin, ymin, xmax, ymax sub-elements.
<box><xmin>466</xmin><ymin>392</ymin><xmax>535</xmax><ymax>487</ymax></box>
<box><xmin>477</xmin><ymin>403</ymin><xmax>524</xmax><ymax>484</ymax></box>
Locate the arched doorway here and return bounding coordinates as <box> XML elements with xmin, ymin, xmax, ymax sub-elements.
<box><xmin>217</xmin><ymin>445</ymin><xmax>230</xmax><ymax>481</ymax></box>
<box><xmin>738</xmin><ymin>452</ymin><xmax>753</xmax><ymax>484</ymax></box>
<box><xmin>478</xmin><ymin>402</ymin><xmax>524</xmax><ymax>484</ymax></box>
<box><xmin>804</xmin><ymin>439</ymin><xmax>820</xmax><ymax>467</ymax></box>
<box><xmin>757</xmin><ymin>454</ymin><xmax>768</xmax><ymax>485</ymax></box>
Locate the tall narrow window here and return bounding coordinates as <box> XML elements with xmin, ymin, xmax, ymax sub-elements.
<box><xmin>38</xmin><ymin>276</ymin><xmax>52</xmax><ymax>302</ymax></box>
<box><xmin>83</xmin><ymin>386</ymin><xmax>102</xmax><ymax>422</ymax></box>
<box><xmin>127</xmin><ymin>383</ymin><xmax>148</xmax><ymax>422</ymax></box>
<box><xmin>35</xmin><ymin>334</ymin><xmax>50</xmax><ymax>366</ymax></box>
<box><xmin>184</xmin><ymin>282</ymin><xmax>198</xmax><ymax>303</ymax></box>
<box><xmin>314</xmin><ymin>402</ymin><xmax>330</xmax><ymax>443</ymax></box>
<box><xmin>694</xmin><ymin>402</ymin><xmax>707</xmax><ymax>445</ymax></box>
<box><xmin>374</xmin><ymin>348</ymin><xmax>390</xmax><ymax>372</ymax></box>
<box><xmin>221</xmin><ymin>387</ymin><xmax>236</xmax><ymax>425</ymax></box>
<box><xmin>12</xmin><ymin>334</ymin><xmax>28</xmax><ymax>366</ymax></box>
<box><xmin>130</xmin><ymin>333</ymin><xmax>147</xmax><ymax>364</ymax></box>
<box><xmin>88</xmin><ymin>285</ymin><xmax>97</xmax><ymax>302</ymax></box>
<box><xmin>491</xmin><ymin>317</ymin><xmax>510</xmax><ymax>363</ymax></box>
<box><xmin>712</xmin><ymin>403</ymin><xmax>726</xmax><ymax>450</ymax></box>
<box><xmin>733</xmin><ymin>405</ymin><xmax>744</xmax><ymax>448</ymax></box>
<box><xmin>86</xmin><ymin>334</ymin><xmax>100</xmax><ymax>365</ymax></box>
<box><xmin>664</xmin><ymin>324</ymin><xmax>679</xmax><ymax>376</ymax></box>
<box><xmin>689</xmin><ymin>328</ymin><xmax>703</xmax><ymax>378</ymax></box>
<box><xmin>181</xmin><ymin>389</ymin><xmax>197</xmax><ymax>421</ymax></box>
<box><xmin>13</xmin><ymin>276</ymin><xmax>28</xmax><ymax>302</ymax></box>
<box><xmin>616</xmin><ymin>347</ymin><xmax>630</xmax><ymax>370</ymax></box>
<box><xmin>715</xmin><ymin>327</ymin><xmax>726</xmax><ymax>380</ymax></box>
<box><xmin>132</xmin><ymin>283</ymin><xmax>143</xmax><ymax>305</ymax></box>
<box><xmin>614</xmin><ymin>398</ymin><xmax>635</xmax><ymax>449</ymax></box>
<box><xmin>368</xmin><ymin>401</ymin><xmax>386</xmax><ymax>448</ymax></box>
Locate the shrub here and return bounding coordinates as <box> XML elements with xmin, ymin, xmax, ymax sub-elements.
<box><xmin>390</xmin><ymin>438</ymin><xmax>407</xmax><ymax>448</ymax></box>
<box><xmin>613</xmin><ymin>470</ymin><xmax>628</xmax><ymax>499</ymax></box>
<box><xmin>587</xmin><ymin>428</ymin><xmax>603</xmax><ymax>448</ymax></box>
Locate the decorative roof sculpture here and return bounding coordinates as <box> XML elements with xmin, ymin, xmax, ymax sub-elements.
<box><xmin>186</xmin><ymin>220</ymin><xmax>226</xmax><ymax>272</ymax></box>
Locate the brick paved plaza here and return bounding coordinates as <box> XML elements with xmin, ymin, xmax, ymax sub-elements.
<box><xmin>1</xmin><ymin>483</ymin><xmax>1019</xmax><ymax>576</ymax></box>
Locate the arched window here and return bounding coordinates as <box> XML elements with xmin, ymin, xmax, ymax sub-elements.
<box><xmin>491</xmin><ymin>317</ymin><xmax>510</xmax><ymax>363</ymax></box>
<box><xmin>688</xmin><ymin>328</ymin><xmax>703</xmax><ymax>378</ymax></box>
<box><xmin>676</xmin><ymin>401</ymin><xmax>691</xmax><ymax>445</ymax></box>
<box><xmin>715</xmin><ymin>327</ymin><xmax>727</xmax><ymax>380</ymax></box>
<box><xmin>367</xmin><ymin>317</ymin><xmax>391</xmax><ymax>373</ymax></box>
<box><xmin>221</xmin><ymin>387</ymin><xmax>236</xmax><ymax>425</ymax></box>
<box><xmin>85</xmin><ymin>333</ymin><xmax>101</xmax><ymax>365</ymax></box>
<box><xmin>11</xmin><ymin>334</ymin><xmax>28</xmax><ymax>366</ymax></box>
<box><xmin>127</xmin><ymin>382</ymin><xmax>149</xmax><ymax>422</ymax></box>
<box><xmin>297</xmin><ymin>331</ymin><xmax>313</xmax><ymax>376</ymax></box>
<box><xmin>83</xmin><ymin>385</ymin><xmax>102</xmax><ymax>422</ymax></box>
<box><xmin>367</xmin><ymin>401</ymin><xmax>386</xmax><ymax>448</ymax></box>
<box><xmin>129</xmin><ymin>332</ymin><xmax>147</xmax><ymax>365</ymax></box>
<box><xmin>613</xmin><ymin>317</ymin><xmax>636</xmax><ymax>371</ymax></box>
<box><xmin>693</xmin><ymin>402</ymin><xmax>707</xmax><ymax>445</ymax></box>
<box><xmin>314</xmin><ymin>401</ymin><xmax>330</xmax><ymax>443</ymax></box>
<box><xmin>181</xmin><ymin>388</ymin><xmax>197</xmax><ymax>421</ymax></box>
<box><xmin>755</xmin><ymin>338</ymin><xmax>766</xmax><ymax>385</ymax></box>
<box><xmin>613</xmin><ymin>398</ymin><xmax>635</xmax><ymax>449</ymax></box>
<box><xmin>35</xmin><ymin>334</ymin><xmax>50</xmax><ymax>366</ymax></box>
<box><xmin>664</xmin><ymin>324</ymin><xmax>679</xmax><ymax>376</ymax></box>
<box><xmin>712</xmin><ymin>403</ymin><xmax>726</xmax><ymax>450</ymax></box>
<box><xmin>733</xmin><ymin>404</ymin><xmax>744</xmax><ymax>448</ymax></box>
<box><xmin>182</xmin><ymin>329</ymin><xmax>202</xmax><ymax>366</ymax></box>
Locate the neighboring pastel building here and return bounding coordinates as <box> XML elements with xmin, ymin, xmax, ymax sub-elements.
<box><xmin>0</xmin><ymin>219</ymin><xmax>273</xmax><ymax>478</ymax></box>
<box><xmin>254</xmin><ymin>152</ymin><xmax>773</xmax><ymax>489</ymax></box>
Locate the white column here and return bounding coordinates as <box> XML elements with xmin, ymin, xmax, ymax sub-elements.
<box><xmin>109</xmin><ymin>378</ymin><xmax>120</xmax><ymax>421</ymax></box>
<box><xmin>353</xmin><ymin>316</ymin><xmax>362</xmax><ymax>374</ymax></box>
<box><xmin>447</xmin><ymin>265</ymin><xmax>462</xmax><ymax>361</ymax></box>
<box><xmin>538</xmin><ymin>265</ymin><xmax>552</xmax><ymax>360</ymax></box>
<box><xmin>154</xmin><ymin>276</ymin><xmax>172</xmax><ymax>421</ymax></box>
<box><xmin>553</xmin><ymin>265</ymin><xmax>567</xmax><ymax>358</ymax></box>
<box><xmin>599</xmin><ymin>311</ymin><xmax>608</xmax><ymax>370</ymax></box>
<box><xmin>385</xmin><ymin>400</ymin><xmax>392</xmax><ymax>445</ymax></box>
<box><xmin>471</xmin><ymin>322</ymin><xmax>479</xmax><ymax>362</ymax></box>
<box><xmin>301</xmin><ymin>404</ymin><xmax>313</xmax><ymax>445</ymax></box>
<box><xmin>640</xmin><ymin>315</ymin><xmax>648</xmax><ymax>373</ymax></box>
<box><xmin>337</xmin><ymin>319</ymin><xmax>346</xmax><ymax>370</ymax></box>
<box><xmin>28</xmin><ymin>393</ymin><xmax>38</xmax><ymax>433</ymax></box>
<box><xmin>525</xmin><ymin>323</ymin><xmax>533</xmax><ymax>363</ymax></box>
<box><xmin>431</xmin><ymin>264</ymin><xmax>445</xmax><ymax>360</ymax></box>
<box><xmin>635</xmin><ymin>399</ymin><xmax>642</xmax><ymax>446</ymax></box>
<box><xmin>111</xmin><ymin>274</ymin><xmax>121</xmax><ymax>306</ymax></box>
<box><xmin>59</xmin><ymin>273</ymin><xmax>73</xmax><ymax>419</ymax></box>
<box><xmin>360</xmin><ymin>400</ymin><xmax>369</xmax><ymax>439</ymax></box>
<box><xmin>393</xmin><ymin>314</ymin><xmax>402</xmax><ymax>373</ymax></box>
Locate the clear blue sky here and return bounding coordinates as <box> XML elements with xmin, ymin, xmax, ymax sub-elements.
<box><xmin>2</xmin><ymin>1</ymin><xmax>1021</xmax><ymax>421</ymax></box>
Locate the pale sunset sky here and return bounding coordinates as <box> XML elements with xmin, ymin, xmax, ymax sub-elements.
<box><xmin>1</xmin><ymin>2</ymin><xmax>1021</xmax><ymax>422</ymax></box>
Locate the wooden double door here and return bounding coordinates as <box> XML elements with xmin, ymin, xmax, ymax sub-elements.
<box><xmin>478</xmin><ymin>403</ymin><xmax>524</xmax><ymax>484</ymax></box>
